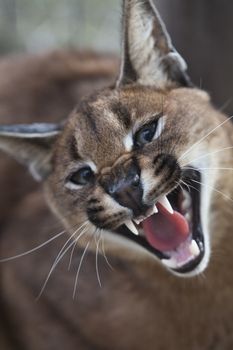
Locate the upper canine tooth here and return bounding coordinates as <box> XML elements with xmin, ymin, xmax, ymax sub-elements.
<box><xmin>133</xmin><ymin>219</ymin><xmax>141</xmax><ymax>225</ymax></box>
<box><xmin>152</xmin><ymin>205</ymin><xmax>158</xmax><ymax>215</ymax></box>
<box><xmin>158</xmin><ymin>195</ymin><xmax>174</xmax><ymax>214</ymax></box>
<box><xmin>125</xmin><ymin>220</ymin><xmax>139</xmax><ymax>236</ymax></box>
<box><xmin>189</xmin><ymin>240</ymin><xmax>200</xmax><ymax>257</ymax></box>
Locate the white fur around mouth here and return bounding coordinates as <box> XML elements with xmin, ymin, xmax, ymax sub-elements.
<box><xmin>161</xmin><ymin>239</ymin><xmax>200</xmax><ymax>270</ymax></box>
<box><xmin>123</xmin><ymin>186</ymin><xmax>204</xmax><ymax>273</ymax></box>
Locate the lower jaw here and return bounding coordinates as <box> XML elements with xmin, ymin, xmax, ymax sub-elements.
<box><xmin>164</xmin><ymin>235</ymin><xmax>205</xmax><ymax>275</ymax></box>
<box><xmin>116</xmin><ymin>226</ymin><xmax>205</xmax><ymax>275</ymax></box>
<box><xmin>116</xmin><ymin>167</ymin><xmax>206</xmax><ymax>276</ymax></box>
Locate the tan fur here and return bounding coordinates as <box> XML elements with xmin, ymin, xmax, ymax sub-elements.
<box><xmin>1</xmin><ymin>1</ymin><xmax>233</xmax><ymax>349</ymax></box>
<box><xmin>0</xmin><ymin>50</ymin><xmax>118</xmax><ymax>225</ymax></box>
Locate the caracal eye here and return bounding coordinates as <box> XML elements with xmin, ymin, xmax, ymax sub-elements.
<box><xmin>134</xmin><ymin>120</ymin><xmax>158</xmax><ymax>147</ymax></box>
<box><xmin>69</xmin><ymin>167</ymin><xmax>95</xmax><ymax>186</ymax></box>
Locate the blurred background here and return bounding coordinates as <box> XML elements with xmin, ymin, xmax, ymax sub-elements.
<box><xmin>0</xmin><ymin>0</ymin><xmax>121</xmax><ymax>53</ymax></box>
<box><xmin>1</xmin><ymin>2</ymin><xmax>233</xmax><ymax>349</ymax></box>
<box><xmin>0</xmin><ymin>0</ymin><xmax>233</xmax><ymax>113</ymax></box>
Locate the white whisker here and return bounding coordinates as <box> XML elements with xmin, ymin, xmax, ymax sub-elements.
<box><xmin>37</xmin><ymin>238</ymin><xmax>76</xmax><ymax>300</ymax></box>
<box><xmin>68</xmin><ymin>240</ymin><xmax>77</xmax><ymax>271</ymax></box>
<box><xmin>68</xmin><ymin>225</ymin><xmax>89</xmax><ymax>270</ymax></box>
<box><xmin>54</xmin><ymin>221</ymin><xmax>88</xmax><ymax>265</ymax></box>
<box><xmin>72</xmin><ymin>232</ymin><xmax>95</xmax><ymax>300</ymax></box>
<box><xmin>101</xmin><ymin>233</ymin><xmax>114</xmax><ymax>271</ymax></box>
<box><xmin>183</xmin><ymin>146</ymin><xmax>233</xmax><ymax>167</ymax></box>
<box><xmin>180</xmin><ymin>179</ymin><xmax>201</xmax><ymax>194</ymax></box>
<box><xmin>178</xmin><ymin>115</ymin><xmax>233</xmax><ymax>162</ymax></box>
<box><xmin>0</xmin><ymin>229</ymin><xmax>66</xmax><ymax>263</ymax></box>
<box><xmin>95</xmin><ymin>231</ymin><xmax>102</xmax><ymax>288</ymax></box>
<box><xmin>37</xmin><ymin>222</ymin><xmax>88</xmax><ymax>300</ymax></box>
<box><xmin>179</xmin><ymin>179</ymin><xmax>193</xmax><ymax>194</ymax></box>
<box><xmin>191</xmin><ymin>179</ymin><xmax>233</xmax><ymax>204</ymax></box>
<box><xmin>187</xmin><ymin>167</ymin><xmax>233</xmax><ymax>172</ymax></box>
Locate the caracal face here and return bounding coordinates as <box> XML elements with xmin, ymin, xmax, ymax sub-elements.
<box><xmin>0</xmin><ymin>0</ymin><xmax>232</xmax><ymax>278</ymax></box>
<box><xmin>45</xmin><ymin>84</ymin><xmax>229</xmax><ymax>277</ymax></box>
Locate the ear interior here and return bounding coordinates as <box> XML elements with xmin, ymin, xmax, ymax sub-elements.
<box><xmin>117</xmin><ymin>0</ymin><xmax>192</xmax><ymax>88</ymax></box>
<box><xmin>0</xmin><ymin>123</ymin><xmax>62</xmax><ymax>181</ymax></box>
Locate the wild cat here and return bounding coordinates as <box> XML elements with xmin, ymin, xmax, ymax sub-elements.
<box><xmin>0</xmin><ymin>0</ymin><xmax>233</xmax><ymax>349</ymax></box>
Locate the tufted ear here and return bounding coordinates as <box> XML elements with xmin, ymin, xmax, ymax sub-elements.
<box><xmin>0</xmin><ymin>123</ymin><xmax>62</xmax><ymax>181</ymax></box>
<box><xmin>117</xmin><ymin>0</ymin><xmax>193</xmax><ymax>88</ymax></box>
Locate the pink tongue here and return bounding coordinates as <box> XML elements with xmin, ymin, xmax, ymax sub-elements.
<box><xmin>142</xmin><ymin>203</ymin><xmax>189</xmax><ymax>252</ymax></box>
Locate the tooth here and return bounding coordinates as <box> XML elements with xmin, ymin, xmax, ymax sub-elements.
<box><xmin>183</xmin><ymin>198</ymin><xmax>191</xmax><ymax>209</ymax></box>
<box><xmin>183</xmin><ymin>190</ymin><xmax>191</xmax><ymax>202</ymax></box>
<box><xmin>125</xmin><ymin>220</ymin><xmax>139</xmax><ymax>236</ymax></box>
<box><xmin>189</xmin><ymin>240</ymin><xmax>200</xmax><ymax>257</ymax></box>
<box><xmin>152</xmin><ymin>205</ymin><xmax>158</xmax><ymax>215</ymax></box>
<box><xmin>182</xmin><ymin>192</ymin><xmax>191</xmax><ymax>211</ymax></box>
<box><xmin>133</xmin><ymin>219</ymin><xmax>141</xmax><ymax>225</ymax></box>
<box><xmin>185</xmin><ymin>213</ymin><xmax>191</xmax><ymax>222</ymax></box>
<box><xmin>161</xmin><ymin>258</ymin><xmax>177</xmax><ymax>269</ymax></box>
<box><xmin>183</xmin><ymin>200</ymin><xmax>190</xmax><ymax>211</ymax></box>
<box><xmin>158</xmin><ymin>196</ymin><xmax>174</xmax><ymax>214</ymax></box>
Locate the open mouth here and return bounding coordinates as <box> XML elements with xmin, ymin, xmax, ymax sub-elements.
<box><xmin>117</xmin><ymin>167</ymin><xmax>205</xmax><ymax>275</ymax></box>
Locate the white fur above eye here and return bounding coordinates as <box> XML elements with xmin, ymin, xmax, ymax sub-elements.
<box><xmin>123</xmin><ymin>132</ymin><xmax>134</xmax><ymax>152</ymax></box>
<box><xmin>153</xmin><ymin>116</ymin><xmax>166</xmax><ymax>140</ymax></box>
<box><xmin>86</xmin><ymin>160</ymin><xmax>97</xmax><ymax>173</ymax></box>
<box><xmin>65</xmin><ymin>160</ymin><xmax>97</xmax><ymax>190</ymax></box>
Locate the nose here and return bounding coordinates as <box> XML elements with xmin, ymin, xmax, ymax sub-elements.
<box><xmin>103</xmin><ymin>165</ymin><xmax>144</xmax><ymax>216</ymax></box>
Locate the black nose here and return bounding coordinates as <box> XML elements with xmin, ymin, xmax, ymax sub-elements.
<box><xmin>103</xmin><ymin>165</ymin><xmax>145</xmax><ymax>216</ymax></box>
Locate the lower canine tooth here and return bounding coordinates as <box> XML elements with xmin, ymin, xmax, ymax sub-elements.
<box><xmin>125</xmin><ymin>220</ymin><xmax>139</xmax><ymax>236</ymax></box>
<box><xmin>183</xmin><ymin>191</ymin><xmax>191</xmax><ymax>206</ymax></box>
<box><xmin>158</xmin><ymin>195</ymin><xmax>174</xmax><ymax>214</ymax></box>
<box><xmin>185</xmin><ymin>213</ymin><xmax>191</xmax><ymax>221</ymax></box>
<box><xmin>189</xmin><ymin>240</ymin><xmax>200</xmax><ymax>257</ymax></box>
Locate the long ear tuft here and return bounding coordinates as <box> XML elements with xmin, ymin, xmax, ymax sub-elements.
<box><xmin>0</xmin><ymin>123</ymin><xmax>62</xmax><ymax>181</ymax></box>
<box><xmin>117</xmin><ymin>0</ymin><xmax>193</xmax><ymax>88</ymax></box>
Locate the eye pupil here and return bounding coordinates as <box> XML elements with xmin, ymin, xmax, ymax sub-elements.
<box><xmin>142</xmin><ymin>129</ymin><xmax>153</xmax><ymax>142</ymax></box>
<box><xmin>69</xmin><ymin>167</ymin><xmax>94</xmax><ymax>186</ymax></box>
<box><xmin>135</xmin><ymin>120</ymin><xmax>158</xmax><ymax>147</ymax></box>
<box><xmin>82</xmin><ymin>169</ymin><xmax>92</xmax><ymax>180</ymax></box>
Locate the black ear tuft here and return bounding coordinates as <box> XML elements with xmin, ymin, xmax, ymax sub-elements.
<box><xmin>117</xmin><ymin>0</ymin><xmax>193</xmax><ymax>89</ymax></box>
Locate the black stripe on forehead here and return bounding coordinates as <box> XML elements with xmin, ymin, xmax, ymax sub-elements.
<box><xmin>79</xmin><ymin>101</ymin><xmax>98</xmax><ymax>134</ymax></box>
<box><xmin>69</xmin><ymin>136</ymin><xmax>81</xmax><ymax>161</ymax></box>
<box><xmin>111</xmin><ymin>102</ymin><xmax>131</xmax><ymax>129</ymax></box>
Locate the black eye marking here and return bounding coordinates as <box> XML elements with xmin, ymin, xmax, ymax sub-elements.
<box><xmin>68</xmin><ymin>167</ymin><xmax>95</xmax><ymax>186</ymax></box>
<box><xmin>134</xmin><ymin>119</ymin><xmax>159</xmax><ymax>148</ymax></box>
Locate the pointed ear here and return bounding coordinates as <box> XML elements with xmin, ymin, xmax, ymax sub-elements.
<box><xmin>0</xmin><ymin>123</ymin><xmax>62</xmax><ymax>181</ymax></box>
<box><xmin>117</xmin><ymin>0</ymin><xmax>193</xmax><ymax>88</ymax></box>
